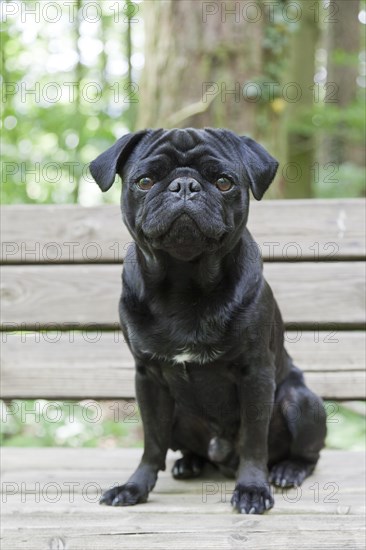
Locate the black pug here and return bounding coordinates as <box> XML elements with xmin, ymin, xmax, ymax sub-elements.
<box><xmin>90</xmin><ymin>128</ymin><xmax>326</xmax><ymax>514</ymax></box>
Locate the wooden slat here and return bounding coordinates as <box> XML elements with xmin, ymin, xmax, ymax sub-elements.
<box><xmin>2</xmin><ymin>522</ymin><xmax>364</xmax><ymax>550</ymax></box>
<box><xmin>1</xmin><ymin>262</ymin><xmax>364</xmax><ymax>328</ymax></box>
<box><xmin>1</xmin><ymin>449</ymin><xmax>365</xmax><ymax>549</ymax></box>
<box><xmin>1</xmin><ymin>199</ymin><xmax>365</xmax><ymax>263</ymax></box>
<box><xmin>1</xmin><ymin>332</ymin><xmax>364</xmax><ymax>400</ymax></box>
<box><xmin>0</xmin><ymin>264</ymin><xmax>121</xmax><ymax>327</ymax></box>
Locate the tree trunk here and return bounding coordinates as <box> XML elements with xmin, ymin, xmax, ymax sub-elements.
<box><xmin>284</xmin><ymin>0</ymin><xmax>319</xmax><ymax>198</ymax></box>
<box><xmin>138</xmin><ymin>0</ymin><xmax>264</xmax><ymax>134</ymax></box>
<box><xmin>137</xmin><ymin>0</ymin><xmax>299</xmax><ymax>197</ymax></box>
<box><xmin>326</xmin><ymin>0</ymin><xmax>361</xmax><ymax>165</ymax></box>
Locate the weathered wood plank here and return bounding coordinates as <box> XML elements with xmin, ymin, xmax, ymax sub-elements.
<box><xmin>1</xmin><ymin>262</ymin><xmax>365</xmax><ymax>328</ymax></box>
<box><xmin>1</xmin><ymin>526</ymin><xmax>364</xmax><ymax>550</ymax></box>
<box><xmin>1</xmin><ymin>449</ymin><xmax>365</xmax><ymax>549</ymax></box>
<box><xmin>1</xmin><ymin>521</ymin><xmax>364</xmax><ymax>550</ymax></box>
<box><xmin>2</xmin><ymin>448</ymin><xmax>363</xmax><ymax>490</ymax></box>
<box><xmin>1</xmin><ymin>199</ymin><xmax>365</xmax><ymax>263</ymax></box>
<box><xmin>2</xmin><ymin>449</ymin><xmax>364</xmax><ymax>514</ymax></box>
<box><xmin>1</xmin><ymin>332</ymin><xmax>365</xmax><ymax>400</ymax></box>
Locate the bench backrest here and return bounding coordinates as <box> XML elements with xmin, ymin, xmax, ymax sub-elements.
<box><xmin>1</xmin><ymin>199</ymin><xmax>365</xmax><ymax>401</ymax></box>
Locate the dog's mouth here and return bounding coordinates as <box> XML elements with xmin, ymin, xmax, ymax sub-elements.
<box><xmin>165</xmin><ymin>213</ymin><xmax>203</xmax><ymax>243</ymax></box>
<box><xmin>148</xmin><ymin>213</ymin><xmax>221</xmax><ymax>261</ymax></box>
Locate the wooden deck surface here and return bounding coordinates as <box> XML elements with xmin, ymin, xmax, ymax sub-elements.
<box><xmin>1</xmin><ymin>448</ymin><xmax>365</xmax><ymax>549</ymax></box>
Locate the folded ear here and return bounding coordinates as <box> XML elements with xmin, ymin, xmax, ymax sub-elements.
<box><xmin>89</xmin><ymin>130</ymin><xmax>148</xmax><ymax>191</ymax></box>
<box><xmin>239</xmin><ymin>136</ymin><xmax>278</xmax><ymax>200</ymax></box>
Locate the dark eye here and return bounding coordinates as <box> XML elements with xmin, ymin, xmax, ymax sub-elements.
<box><xmin>216</xmin><ymin>177</ymin><xmax>233</xmax><ymax>192</ymax></box>
<box><xmin>137</xmin><ymin>177</ymin><xmax>154</xmax><ymax>190</ymax></box>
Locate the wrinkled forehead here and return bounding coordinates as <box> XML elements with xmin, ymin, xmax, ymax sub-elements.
<box><xmin>130</xmin><ymin>128</ymin><xmax>239</xmax><ymax>167</ymax></box>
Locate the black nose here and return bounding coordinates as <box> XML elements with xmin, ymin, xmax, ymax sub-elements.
<box><xmin>168</xmin><ymin>177</ymin><xmax>201</xmax><ymax>197</ymax></box>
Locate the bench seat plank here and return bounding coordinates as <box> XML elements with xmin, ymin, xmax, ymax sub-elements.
<box><xmin>1</xmin><ymin>331</ymin><xmax>365</xmax><ymax>400</ymax></box>
<box><xmin>1</xmin><ymin>448</ymin><xmax>365</xmax><ymax>549</ymax></box>
<box><xmin>1</xmin><ymin>199</ymin><xmax>365</xmax><ymax>263</ymax></box>
<box><xmin>1</xmin><ymin>262</ymin><xmax>365</xmax><ymax>328</ymax></box>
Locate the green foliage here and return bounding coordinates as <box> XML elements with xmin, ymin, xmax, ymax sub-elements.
<box><xmin>331</xmin><ymin>49</ymin><xmax>360</xmax><ymax>67</ymax></box>
<box><xmin>262</xmin><ymin>11</ymin><xmax>293</xmax><ymax>83</ymax></box>
<box><xmin>1</xmin><ymin>1</ymin><xmax>140</xmax><ymax>205</ymax></box>
<box><xmin>1</xmin><ymin>1</ymin><xmax>365</xmax><ymax>203</ymax></box>
<box><xmin>1</xmin><ymin>400</ymin><xmax>143</xmax><ymax>448</ymax></box>
<box><xmin>325</xmin><ymin>402</ymin><xmax>366</xmax><ymax>451</ymax></box>
<box><xmin>314</xmin><ymin>163</ymin><xmax>365</xmax><ymax>198</ymax></box>
<box><xmin>287</xmin><ymin>98</ymin><xmax>366</xmax><ymax>140</ymax></box>
<box><xmin>1</xmin><ymin>399</ymin><xmax>365</xmax><ymax>451</ymax></box>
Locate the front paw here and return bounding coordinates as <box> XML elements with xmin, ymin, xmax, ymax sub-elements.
<box><xmin>100</xmin><ymin>482</ymin><xmax>149</xmax><ymax>506</ymax></box>
<box><xmin>231</xmin><ymin>481</ymin><xmax>274</xmax><ymax>514</ymax></box>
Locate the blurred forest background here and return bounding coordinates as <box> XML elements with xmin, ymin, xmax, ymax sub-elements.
<box><xmin>1</xmin><ymin>0</ymin><xmax>365</xmax><ymax>205</ymax></box>
<box><xmin>1</xmin><ymin>1</ymin><xmax>365</xmax><ymax>449</ymax></box>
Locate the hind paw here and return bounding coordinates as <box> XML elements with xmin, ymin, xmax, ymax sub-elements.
<box><xmin>269</xmin><ymin>460</ymin><xmax>315</xmax><ymax>488</ymax></box>
<box><xmin>172</xmin><ymin>454</ymin><xmax>205</xmax><ymax>479</ymax></box>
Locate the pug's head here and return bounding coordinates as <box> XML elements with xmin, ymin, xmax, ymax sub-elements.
<box><xmin>90</xmin><ymin>128</ymin><xmax>278</xmax><ymax>262</ymax></box>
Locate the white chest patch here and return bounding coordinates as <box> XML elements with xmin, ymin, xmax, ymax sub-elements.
<box><xmin>172</xmin><ymin>347</ymin><xmax>223</xmax><ymax>365</ymax></box>
<box><xmin>173</xmin><ymin>352</ymin><xmax>196</xmax><ymax>364</ymax></box>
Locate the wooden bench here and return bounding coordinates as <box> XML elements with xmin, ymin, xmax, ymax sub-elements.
<box><xmin>1</xmin><ymin>199</ymin><xmax>365</xmax><ymax>549</ymax></box>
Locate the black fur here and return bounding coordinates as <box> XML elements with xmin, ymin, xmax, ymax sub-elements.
<box><xmin>90</xmin><ymin>128</ymin><xmax>326</xmax><ymax>514</ymax></box>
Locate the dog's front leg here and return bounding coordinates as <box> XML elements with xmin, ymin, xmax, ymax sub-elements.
<box><xmin>231</xmin><ymin>360</ymin><xmax>275</xmax><ymax>514</ymax></box>
<box><xmin>100</xmin><ymin>364</ymin><xmax>174</xmax><ymax>506</ymax></box>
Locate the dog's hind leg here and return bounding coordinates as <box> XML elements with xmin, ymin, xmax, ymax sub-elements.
<box><xmin>268</xmin><ymin>364</ymin><xmax>327</xmax><ymax>488</ymax></box>
<box><xmin>172</xmin><ymin>452</ymin><xmax>206</xmax><ymax>479</ymax></box>
<box><xmin>170</xmin><ymin>415</ymin><xmax>209</xmax><ymax>479</ymax></box>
